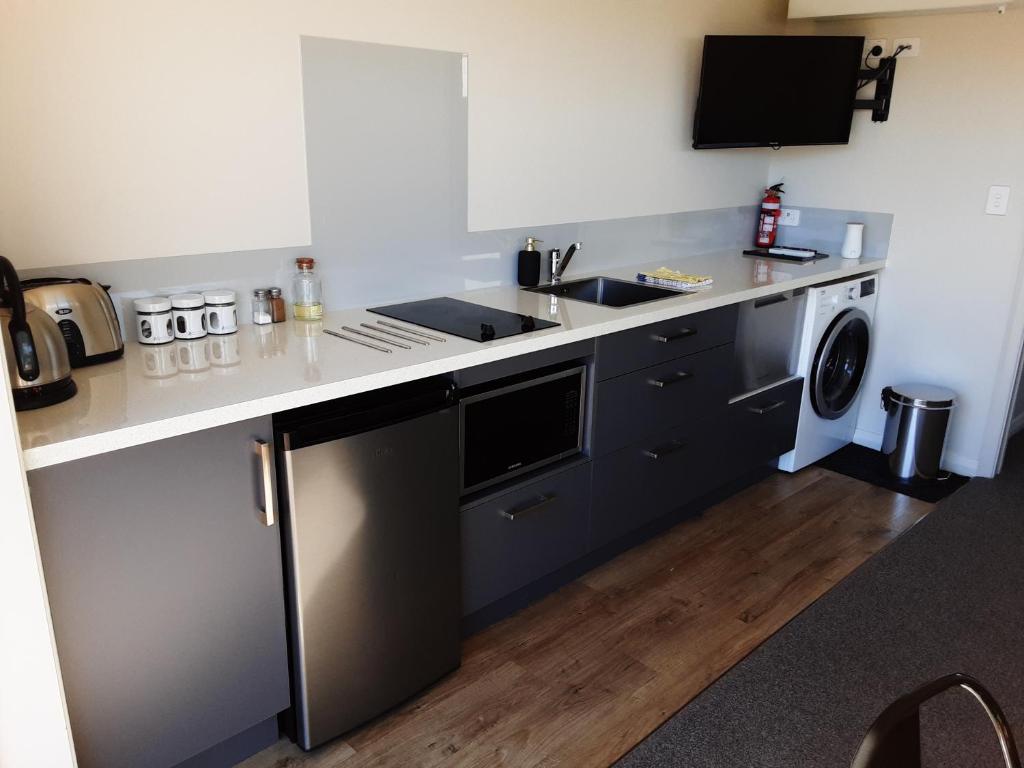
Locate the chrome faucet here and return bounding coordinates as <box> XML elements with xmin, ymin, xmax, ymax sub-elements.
<box><xmin>551</xmin><ymin>242</ymin><xmax>581</xmax><ymax>282</ymax></box>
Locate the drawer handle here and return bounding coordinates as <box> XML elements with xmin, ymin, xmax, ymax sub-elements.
<box><xmin>649</xmin><ymin>371</ymin><xmax>692</xmax><ymax>388</ymax></box>
<box><xmin>747</xmin><ymin>400</ymin><xmax>786</xmax><ymax>416</ymax></box>
<box><xmin>254</xmin><ymin>439</ymin><xmax>276</xmax><ymax>527</ymax></box>
<box><xmin>500</xmin><ymin>493</ymin><xmax>557</xmax><ymax>521</ymax></box>
<box><xmin>652</xmin><ymin>328</ymin><xmax>696</xmax><ymax>343</ymax></box>
<box><xmin>643</xmin><ymin>440</ymin><xmax>687</xmax><ymax>460</ymax></box>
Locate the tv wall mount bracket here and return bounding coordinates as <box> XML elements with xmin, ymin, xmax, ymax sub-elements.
<box><xmin>855</xmin><ymin>54</ymin><xmax>899</xmax><ymax>123</ymax></box>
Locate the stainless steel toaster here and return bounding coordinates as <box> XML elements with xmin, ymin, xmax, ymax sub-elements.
<box><xmin>22</xmin><ymin>277</ymin><xmax>124</xmax><ymax>367</ymax></box>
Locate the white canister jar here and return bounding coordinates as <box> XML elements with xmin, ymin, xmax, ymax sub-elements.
<box><xmin>170</xmin><ymin>293</ymin><xmax>207</xmax><ymax>339</ymax></box>
<box><xmin>202</xmin><ymin>289</ymin><xmax>237</xmax><ymax>335</ymax></box>
<box><xmin>134</xmin><ymin>297</ymin><xmax>175</xmax><ymax>345</ymax></box>
<box><xmin>841</xmin><ymin>222</ymin><xmax>865</xmax><ymax>260</ymax></box>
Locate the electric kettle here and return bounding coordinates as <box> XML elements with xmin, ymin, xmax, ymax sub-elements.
<box><xmin>1</xmin><ymin>255</ymin><xmax>77</xmax><ymax>411</ymax></box>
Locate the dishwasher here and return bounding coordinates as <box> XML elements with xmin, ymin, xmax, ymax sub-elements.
<box><xmin>732</xmin><ymin>288</ymin><xmax>807</xmax><ymax>397</ymax></box>
<box><xmin>274</xmin><ymin>377</ymin><xmax>461</xmax><ymax>750</ymax></box>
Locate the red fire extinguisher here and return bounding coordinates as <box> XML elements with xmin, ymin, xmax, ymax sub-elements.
<box><xmin>755</xmin><ymin>182</ymin><xmax>785</xmax><ymax>248</ymax></box>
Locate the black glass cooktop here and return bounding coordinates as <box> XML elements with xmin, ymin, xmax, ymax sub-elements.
<box><xmin>368</xmin><ymin>297</ymin><xmax>559</xmax><ymax>342</ymax></box>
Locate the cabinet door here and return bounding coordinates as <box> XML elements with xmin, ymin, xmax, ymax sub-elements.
<box><xmin>29</xmin><ymin>417</ymin><xmax>290</xmax><ymax>768</ymax></box>
<box><xmin>592</xmin><ymin>344</ymin><xmax>733</xmax><ymax>456</ymax></box>
<box><xmin>590</xmin><ymin>418</ymin><xmax>724</xmax><ymax>550</ymax></box>
<box><xmin>728</xmin><ymin>377</ymin><xmax>804</xmax><ymax>474</ymax></box>
<box><xmin>594</xmin><ymin>304</ymin><xmax>738</xmax><ymax>381</ymax></box>
<box><xmin>461</xmin><ymin>463</ymin><xmax>592</xmax><ymax>615</ymax></box>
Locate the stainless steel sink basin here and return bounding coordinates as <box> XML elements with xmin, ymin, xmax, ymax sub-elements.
<box><xmin>526</xmin><ymin>276</ymin><xmax>689</xmax><ymax>308</ymax></box>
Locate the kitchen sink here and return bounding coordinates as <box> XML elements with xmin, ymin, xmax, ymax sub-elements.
<box><xmin>526</xmin><ymin>276</ymin><xmax>690</xmax><ymax>308</ymax></box>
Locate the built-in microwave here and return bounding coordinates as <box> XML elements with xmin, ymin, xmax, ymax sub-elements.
<box><xmin>460</xmin><ymin>364</ymin><xmax>586</xmax><ymax>494</ymax></box>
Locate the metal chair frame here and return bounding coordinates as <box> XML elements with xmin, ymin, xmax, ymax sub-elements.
<box><xmin>852</xmin><ymin>673</ymin><xmax>1022</xmax><ymax>768</ymax></box>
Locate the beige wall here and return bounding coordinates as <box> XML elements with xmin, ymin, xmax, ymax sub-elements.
<box><xmin>773</xmin><ymin>8</ymin><xmax>1024</xmax><ymax>475</ymax></box>
<box><xmin>0</xmin><ymin>0</ymin><xmax>788</xmax><ymax>269</ymax></box>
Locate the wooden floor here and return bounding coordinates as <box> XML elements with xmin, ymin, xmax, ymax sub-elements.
<box><xmin>240</xmin><ymin>467</ymin><xmax>932</xmax><ymax>768</ymax></box>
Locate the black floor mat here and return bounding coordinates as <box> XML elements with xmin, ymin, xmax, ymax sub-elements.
<box><xmin>815</xmin><ymin>442</ymin><xmax>969</xmax><ymax>503</ymax></box>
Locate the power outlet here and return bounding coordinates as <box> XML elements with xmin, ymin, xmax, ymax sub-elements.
<box><xmin>986</xmin><ymin>185</ymin><xmax>1011</xmax><ymax>216</ymax></box>
<box><xmin>778</xmin><ymin>208</ymin><xmax>801</xmax><ymax>227</ymax></box>
<box><xmin>865</xmin><ymin>39</ymin><xmax>887</xmax><ymax>61</ymax></box>
<box><xmin>893</xmin><ymin>38</ymin><xmax>921</xmax><ymax>57</ymax></box>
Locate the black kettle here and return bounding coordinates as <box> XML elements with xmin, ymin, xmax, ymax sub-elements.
<box><xmin>1</xmin><ymin>255</ymin><xmax>77</xmax><ymax>411</ymax></box>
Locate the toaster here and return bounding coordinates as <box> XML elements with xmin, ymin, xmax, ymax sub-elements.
<box><xmin>22</xmin><ymin>277</ymin><xmax>124</xmax><ymax>367</ymax></box>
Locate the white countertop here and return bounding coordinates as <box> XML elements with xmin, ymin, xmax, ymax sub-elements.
<box><xmin>17</xmin><ymin>251</ymin><xmax>884</xmax><ymax>470</ymax></box>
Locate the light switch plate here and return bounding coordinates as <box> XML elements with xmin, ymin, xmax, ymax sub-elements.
<box><xmin>986</xmin><ymin>185</ymin><xmax>1011</xmax><ymax>216</ymax></box>
<box><xmin>778</xmin><ymin>208</ymin><xmax>801</xmax><ymax>227</ymax></box>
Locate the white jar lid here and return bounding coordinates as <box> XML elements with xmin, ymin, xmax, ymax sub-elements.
<box><xmin>202</xmin><ymin>289</ymin><xmax>236</xmax><ymax>304</ymax></box>
<box><xmin>134</xmin><ymin>296</ymin><xmax>171</xmax><ymax>313</ymax></box>
<box><xmin>169</xmin><ymin>292</ymin><xmax>205</xmax><ymax>309</ymax></box>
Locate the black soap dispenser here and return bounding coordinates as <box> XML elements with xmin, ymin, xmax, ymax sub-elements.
<box><xmin>517</xmin><ymin>236</ymin><xmax>543</xmax><ymax>287</ymax></box>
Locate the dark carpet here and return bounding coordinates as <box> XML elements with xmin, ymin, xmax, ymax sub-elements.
<box><xmin>817</xmin><ymin>442</ymin><xmax>970</xmax><ymax>503</ymax></box>
<box><xmin>617</xmin><ymin>441</ymin><xmax>1024</xmax><ymax>768</ymax></box>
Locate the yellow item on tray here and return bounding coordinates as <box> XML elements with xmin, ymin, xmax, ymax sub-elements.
<box><xmin>636</xmin><ymin>267</ymin><xmax>714</xmax><ymax>290</ymax></box>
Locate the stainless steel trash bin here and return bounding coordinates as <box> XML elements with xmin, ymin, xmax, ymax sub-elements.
<box><xmin>880</xmin><ymin>383</ymin><xmax>956</xmax><ymax>481</ymax></box>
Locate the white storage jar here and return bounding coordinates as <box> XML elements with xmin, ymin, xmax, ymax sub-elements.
<box><xmin>170</xmin><ymin>293</ymin><xmax>207</xmax><ymax>339</ymax></box>
<box><xmin>134</xmin><ymin>297</ymin><xmax>175</xmax><ymax>345</ymax></box>
<box><xmin>202</xmin><ymin>289</ymin><xmax>237</xmax><ymax>335</ymax></box>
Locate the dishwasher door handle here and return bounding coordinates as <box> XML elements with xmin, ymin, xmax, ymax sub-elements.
<box><xmin>747</xmin><ymin>400</ymin><xmax>786</xmax><ymax>416</ymax></box>
<box><xmin>500</xmin><ymin>494</ymin><xmax>556</xmax><ymax>521</ymax></box>
<box><xmin>254</xmin><ymin>439</ymin><xmax>276</xmax><ymax>527</ymax></box>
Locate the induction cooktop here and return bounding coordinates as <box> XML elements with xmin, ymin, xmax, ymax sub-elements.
<box><xmin>368</xmin><ymin>297</ymin><xmax>559</xmax><ymax>342</ymax></box>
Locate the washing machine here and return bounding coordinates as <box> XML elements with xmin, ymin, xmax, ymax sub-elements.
<box><xmin>777</xmin><ymin>273</ymin><xmax>879</xmax><ymax>472</ymax></box>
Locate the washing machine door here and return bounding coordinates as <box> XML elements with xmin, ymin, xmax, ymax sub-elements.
<box><xmin>810</xmin><ymin>308</ymin><xmax>871</xmax><ymax>420</ymax></box>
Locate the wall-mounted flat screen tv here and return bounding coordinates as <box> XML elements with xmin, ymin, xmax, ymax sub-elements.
<box><xmin>693</xmin><ymin>35</ymin><xmax>865</xmax><ymax>149</ymax></box>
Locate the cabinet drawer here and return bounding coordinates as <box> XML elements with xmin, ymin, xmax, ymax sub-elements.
<box><xmin>595</xmin><ymin>304</ymin><xmax>738</xmax><ymax>381</ymax></box>
<box><xmin>461</xmin><ymin>463</ymin><xmax>592</xmax><ymax>615</ymax></box>
<box><xmin>728</xmin><ymin>377</ymin><xmax>804</xmax><ymax>472</ymax></box>
<box><xmin>592</xmin><ymin>343</ymin><xmax>733</xmax><ymax>456</ymax></box>
<box><xmin>591</xmin><ymin>419</ymin><xmax>723</xmax><ymax>550</ymax></box>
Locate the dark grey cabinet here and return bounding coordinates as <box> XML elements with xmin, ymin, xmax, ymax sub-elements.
<box><xmin>461</xmin><ymin>462</ymin><xmax>592</xmax><ymax>615</ymax></box>
<box><xmin>590</xmin><ymin>417</ymin><xmax>724</xmax><ymax>550</ymax></box>
<box><xmin>595</xmin><ymin>304</ymin><xmax>738</xmax><ymax>381</ymax></box>
<box><xmin>592</xmin><ymin>344</ymin><xmax>733</xmax><ymax>456</ymax></box>
<box><xmin>727</xmin><ymin>377</ymin><xmax>804</xmax><ymax>474</ymax></box>
<box><xmin>29</xmin><ymin>417</ymin><xmax>290</xmax><ymax>768</ymax></box>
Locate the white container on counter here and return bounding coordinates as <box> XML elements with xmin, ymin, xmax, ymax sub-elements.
<box><xmin>170</xmin><ymin>293</ymin><xmax>207</xmax><ymax>339</ymax></box>
<box><xmin>201</xmin><ymin>290</ymin><xmax>237</xmax><ymax>335</ymax></box>
<box><xmin>134</xmin><ymin>297</ymin><xmax>175</xmax><ymax>345</ymax></box>
<box><xmin>841</xmin><ymin>222</ymin><xmax>865</xmax><ymax>260</ymax></box>
<box><xmin>202</xmin><ymin>289</ymin><xmax>237</xmax><ymax>335</ymax></box>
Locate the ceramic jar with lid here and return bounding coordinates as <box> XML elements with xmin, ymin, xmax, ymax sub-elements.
<box><xmin>134</xmin><ymin>297</ymin><xmax>175</xmax><ymax>345</ymax></box>
<box><xmin>202</xmin><ymin>289</ymin><xmax>237</xmax><ymax>335</ymax></box>
<box><xmin>170</xmin><ymin>293</ymin><xmax>207</xmax><ymax>339</ymax></box>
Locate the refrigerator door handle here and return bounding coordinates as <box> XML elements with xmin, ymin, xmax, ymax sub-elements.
<box><xmin>254</xmin><ymin>439</ymin><xmax>276</xmax><ymax>527</ymax></box>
